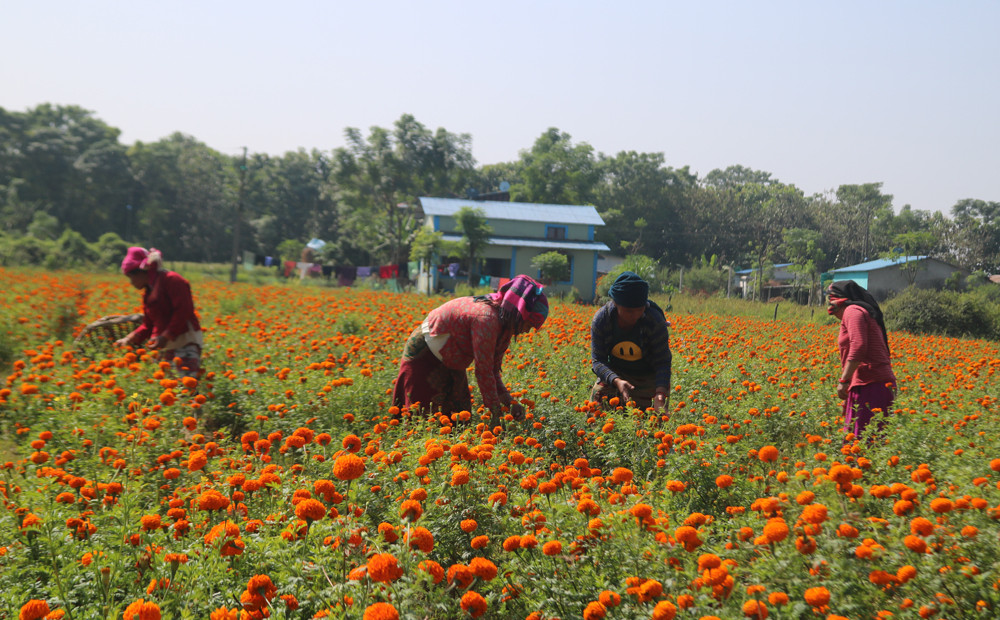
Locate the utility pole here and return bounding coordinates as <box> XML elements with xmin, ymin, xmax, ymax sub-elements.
<box><xmin>229</xmin><ymin>147</ymin><xmax>248</xmax><ymax>284</ymax></box>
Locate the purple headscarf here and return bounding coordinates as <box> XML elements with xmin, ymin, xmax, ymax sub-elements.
<box><xmin>489</xmin><ymin>274</ymin><xmax>548</xmax><ymax>329</ymax></box>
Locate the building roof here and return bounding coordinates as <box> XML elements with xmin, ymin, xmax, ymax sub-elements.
<box><xmin>734</xmin><ymin>263</ymin><xmax>793</xmax><ymax>275</ymax></box>
<box><xmin>832</xmin><ymin>256</ymin><xmax>927</xmax><ymax>273</ymax></box>
<box><xmin>420</xmin><ymin>197</ymin><xmax>605</xmax><ymax>226</ymax></box>
<box><xmin>441</xmin><ymin>233</ymin><xmax>610</xmax><ymax>252</ymax></box>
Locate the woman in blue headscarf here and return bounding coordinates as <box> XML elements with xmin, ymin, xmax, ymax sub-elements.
<box><xmin>590</xmin><ymin>271</ymin><xmax>672</xmax><ymax>411</ymax></box>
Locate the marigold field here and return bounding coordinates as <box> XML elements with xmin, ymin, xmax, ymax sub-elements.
<box><xmin>2</xmin><ymin>267</ymin><xmax>999</xmax><ymax>620</ymax></box>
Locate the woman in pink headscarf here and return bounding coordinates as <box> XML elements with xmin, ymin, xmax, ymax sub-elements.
<box><xmin>115</xmin><ymin>247</ymin><xmax>203</xmax><ymax>378</ymax></box>
<box><xmin>391</xmin><ymin>274</ymin><xmax>548</xmax><ymax>424</ymax></box>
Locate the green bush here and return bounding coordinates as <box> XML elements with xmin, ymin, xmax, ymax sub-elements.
<box><xmin>883</xmin><ymin>286</ymin><xmax>1000</xmax><ymax>340</ymax></box>
<box><xmin>595</xmin><ymin>255</ymin><xmax>661</xmax><ymax>299</ymax></box>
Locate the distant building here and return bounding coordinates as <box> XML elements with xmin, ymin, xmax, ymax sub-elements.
<box><xmin>821</xmin><ymin>256</ymin><xmax>965</xmax><ymax>300</ymax></box>
<box><xmin>417</xmin><ymin>197</ymin><xmax>610</xmax><ymax>301</ymax></box>
<box><xmin>733</xmin><ymin>263</ymin><xmax>796</xmax><ymax>299</ymax></box>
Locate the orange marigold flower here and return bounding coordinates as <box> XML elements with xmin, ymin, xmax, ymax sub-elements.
<box><xmin>122</xmin><ymin>599</ymin><xmax>161</xmax><ymax>620</ymax></box>
<box><xmin>197</xmin><ymin>490</ymin><xmax>230</xmax><ymax>512</ymax></box>
<box><xmin>542</xmin><ymin>540</ymin><xmax>562</xmax><ymax>556</ymax></box>
<box><xmin>406</xmin><ymin>526</ymin><xmax>434</xmax><ymax>553</ymax></box>
<box><xmin>768</xmin><ymin>592</ymin><xmax>789</xmax><ymax>606</ymax></box>
<box><xmin>758</xmin><ymin>445</ymin><xmax>779</xmax><ymax>463</ymax></box>
<box><xmin>598</xmin><ymin>591</ymin><xmax>621</xmax><ymax>607</ymax></box>
<box><xmin>470</xmin><ymin>557</ymin><xmax>497</xmax><ymax>581</ymax></box>
<box><xmin>697</xmin><ymin>553</ymin><xmax>722</xmax><ymax>571</ymax></box>
<box><xmin>247</xmin><ymin>574</ymin><xmax>277</xmax><ymax>600</ymax></box>
<box><xmin>295</xmin><ymin>498</ymin><xmax>327</xmax><ymax>523</ymax></box>
<box><xmin>460</xmin><ymin>519</ymin><xmax>478</xmax><ymax>533</ymax></box>
<box><xmin>716</xmin><ymin>475</ymin><xmax>734</xmax><ymax>488</ymax></box>
<box><xmin>332</xmin><ymin>454</ymin><xmax>365</xmax><ymax>481</ymax></box>
<box><xmin>399</xmin><ymin>499</ymin><xmax>423</xmax><ymax>521</ymax></box>
<box><xmin>666</xmin><ymin>480</ymin><xmax>686</xmax><ymax>493</ymax></box>
<box><xmin>652</xmin><ymin>600</ymin><xmax>677</xmax><ymax>620</ymax></box>
<box><xmin>804</xmin><ymin>587</ymin><xmax>830</xmax><ymax>608</ymax></box>
<box><xmin>583</xmin><ymin>601</ymin><xmax>607</xmax><ymax>620</ymax></box>
<box><xmin>763</xmin><ymin>519</ymin><xmax>789</xmax><ymax>543</ymax></box>
<box><xmin>140</xmin><ymin>514</ymin><xmax>161</xmax><ymax>531</ymax></box>
<box><xmin>630</xmin><ymin>503</ymin><xmax>653</xmax><ymax>520</ymax></box>
<box><xmin>460</xmin><ymin>591</ymin><xmax>488</xmax><ymax>618</ymax></box>
<box><xmin>419</xmin><ymin>559</ymin><xmax>445</xmax><ymax>583</ymax></box>
<box><xmin>19</xmin><ymin>600</ymin><xmax>51</xmax><ymax>620</ymax></box>
<box><xmin>470</xmin><ymin>535</ymin><xmax>489</xmax><ymax>549</ymax></box>
<box><xmin>903</xmin><ymin>535</ymin><xmax>927</xmax><ymax>553</ymax></box>
<box><xmin>910</xmin><ymin>517</ymin><xmax>935</xmax><ymax>536</ymax></box>
<box><xmin>929</xmin><ymin>498</ymin><xmax>953</xmax><ymax>513</ymax></box>
<box><xmin>801</xmin><ymin>503</ymin><xmax>828</xmax><ymax>525</ymax></box>
<box><xmin>611</xmin><ymin>467</ymin><xmax>633</xmax><ymax>484</ymax></box>
<box><xmin>367</xmin><ymin>553</ymin><xmax>403</xmax><ymax>583</ymax></box>
<box><xmin>503</xmin><ymin>535</ymin><xmax>522</xmax><ymax>552</ymax></box>
<box><xmin>362</xmin><ymin>602</ymin><xmax>399</xmax><ymax>620</ymax></box>
<box><xmin>742</xmin><ymin>599</ymin><xmax>768</xmax><ymax>619</ymax></box>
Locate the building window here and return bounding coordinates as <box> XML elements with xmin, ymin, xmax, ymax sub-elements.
<box><xmin>546</xmin><ymin>225</ymin><xmax>567</xmax><ymax>240</ymax></box>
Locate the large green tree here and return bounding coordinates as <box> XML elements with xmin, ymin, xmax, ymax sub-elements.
<box><xmin>453</xmin><ymin>206</ymin><xmax>492</xmax><ymax>285</ymax></box>
<box><xmin>594</xmin><ymin>151</ymin><xmax>695</xmax><ymax>263</ymax></box>
<box><xmin>512</xmin><ymin>128</ymin><xmax>600</xmax><ymax>205</ymax></box>
<box><xmin>331</xmin><ymin>115</ymin><xmax>474</xmax><ymax>265</ymax></box>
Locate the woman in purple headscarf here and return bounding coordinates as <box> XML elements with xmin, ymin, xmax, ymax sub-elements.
<box><xmin>827</xmin><ymin>280</ymin><xmax>896</xmax><ymax>440</ymax></box>
<box><xmin>391</xmin><ymin>274</ymin><xmax>548</xmax><ymax>424</ymax></box>
<box><xmin>115</xmin><ymin>247</ymin><xmax>204</xmax><ymax>378</ymax></box>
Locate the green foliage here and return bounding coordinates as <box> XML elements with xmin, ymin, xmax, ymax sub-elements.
<box><xmin>680</xmin><ymin>258</ymin><xmax>728</xmax><ymax>295</ymax></box>
<box><xmin>531</xmin><ymin>251</ymin><xmax>570</xmax><ymax>284</ymax></box>
<box><xmin>27</xmin><ymin>211</ymin><xmax>60</xmax><ymax>240</ymax></box>
<box><xmin>276</xmin><ymin>239</ymin><xmax>305</xmax><ymax>263</ymax></box>
<box><xmin>95</xmin><ymin>232</ymin><xmax>130</xmax><ymax>270</ymax></box>
<box><xmin>0</xmin><ymin>233</ymin><xmax>55</xmax><ymax>266</ymax></box>
<box><xmin>48</xmin><ymin>229</ymin><xmax>100</xmax><ymax>269</ymax></box>
<box><xmin>596</xmin><ymin>255</ymin><xmax>661</xmax><ymax>298</ymax></box>
<box><xmin>883</xmin><ymin>285</ymin><xmax>1000</xmax><ymax>340</ymax></box>
<box><xmin>409</xmin><ymin>227</ymin><xmax>446</xmax><ymax>271</ymax></box>
<box><xmin>453</xmin><ymin>206</ymin><xmax>492</xmax><ymax>285</ymax></box>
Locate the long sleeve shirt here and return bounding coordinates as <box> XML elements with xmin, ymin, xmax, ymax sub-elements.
<box><xmin>838</xmin><ymin>305</ymin><xmax>896</xmax><ymax>388</ymax></box>
<box><xmin>591</xmin><ymin>301</ymin><xmax>672</xmax><ymax>390</ymax></box>
<box><xmin>422</xmin><ymin>297</ymin><xmax>512</xmax><ymax>413</ymax></box>
<box><xmin>127</xmin><ymin>270</ymin><xmax>202</xmax><ymax>349</ymax></box>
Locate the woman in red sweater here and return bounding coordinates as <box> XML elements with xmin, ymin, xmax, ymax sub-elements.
<box><xmin>827</xmin><ymin>280</ymin><xmax>896</xmax><ymax>439</ymax></box>
<box><xmin>392</xmin><ymin>275</ymin><xmax>548</xmax><ymax>425</ymax></box>
<box><xmin>115</xmin><ymin>247</ymin><xmax>203</xmax><ymax>378</ymax></box>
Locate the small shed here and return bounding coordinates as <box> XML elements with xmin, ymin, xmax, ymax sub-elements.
<box><xmin>822</xmin><ymin>256</ymin><xmax>964</xmax><ymax>300</ymax></box>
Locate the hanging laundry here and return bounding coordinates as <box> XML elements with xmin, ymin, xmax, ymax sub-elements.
<box><xmin>357</xmin><ymin>266</ymin><xmax>373</xmax><ymax>278</ymax></box>
<box><xmin>447</xmin><ymin>263</ymin><xmax>460</xmax><ymax>277</ymax></box>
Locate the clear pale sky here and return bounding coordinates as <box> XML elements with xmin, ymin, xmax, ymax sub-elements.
<box><xmin>3</xmin><ymin>1</ymin><xmax>998</xmax><ymax>214</ymax></box>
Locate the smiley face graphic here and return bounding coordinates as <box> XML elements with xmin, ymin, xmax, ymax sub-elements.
<box><xmin>612</xmin><ymin>340</ymin><xmax>643</xmax><ymax>361</ymax></box>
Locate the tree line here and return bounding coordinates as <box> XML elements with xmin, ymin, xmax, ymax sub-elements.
<box><xmin>1</xmin><ymin>103</ymin><xmax>998</xmax><ymax>278</ymax></box>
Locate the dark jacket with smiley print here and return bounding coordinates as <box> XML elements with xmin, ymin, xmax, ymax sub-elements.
<box><xmin>590</xmin><ymin>300</ymin><xmax>672</xmax><ymax>391</ymax></box>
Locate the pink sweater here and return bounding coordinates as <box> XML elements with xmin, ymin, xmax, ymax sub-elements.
<box><xmin>837</xmin><ymin>305</ymin><xmax>896</xmax><ymax>389</ymax></box>
<box><xmin>423</xmin><ymin>297</ymin><xmax>512</xmax><ymax>412</ymax></box>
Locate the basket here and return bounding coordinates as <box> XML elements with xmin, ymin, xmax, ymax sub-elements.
<box><xmin>73</xmin><ymin>314</ymin><xmax>143</xmax><ymax>358</ymax></box>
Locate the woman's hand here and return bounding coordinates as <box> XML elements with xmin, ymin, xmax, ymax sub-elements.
<box><xmin>836</xmin><ymin>383</ymin><xmax>850</xmax><ymax>400</ymax></box>
<box><xmin>114</xmin><ymin>337</ymin><xmax>132</xmax><ymax>348</ymax></box>
<box><xmin>509</xmin><ymin>401</ymin><xmax>525</xmax><ymax>420</ymax></box>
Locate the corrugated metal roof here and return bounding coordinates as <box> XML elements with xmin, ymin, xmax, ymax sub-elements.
<box><xmin>734</xmin><ymin>262</ymin><xmax>793</xmax><ymax>275</ymax></box>
<box><xmin>420</xmin><ymin>197</ymin><xmax>605</xmax><ymax>226</ymax></box>
<box><xmin>441</xmin><ymin>233</ymin><xmax>610</xmax><ymax>252</ymax></box>
<box><xmin>833</xmin><ymin>256</ymin><xmax>927</xmax><ymax>272</ymax></box>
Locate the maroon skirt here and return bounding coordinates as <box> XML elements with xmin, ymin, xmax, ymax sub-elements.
<box><xmin>391</xmin><ymin>327</ymin><xmax>472</xmax><ymax>415</ymax></box>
